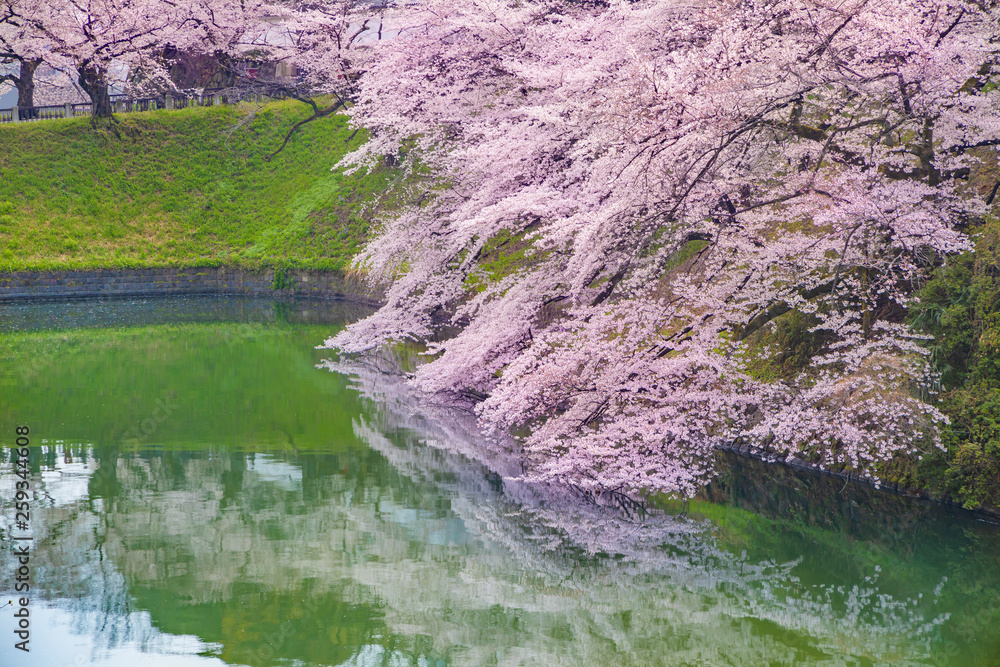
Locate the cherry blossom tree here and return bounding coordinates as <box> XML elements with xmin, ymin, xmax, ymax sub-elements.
<box><xmin>179</xmin><ymin>0</ymin><xmax>394</xmax><ymax>154</ymax></box>
<box><xmin>1</xmin><ymin>0</ymin><xmax>201</xmax><ymax>115</ymax></box>
<box><xmin>0</xmin><ymin>0</ymin><xmax>45</xmax><ymax>107</ymax></box>
<box><xmin>249</xmin><ymin>0</ymin><xmax>396</xmax><ymax>155</ymax></box>
<box><xmin>0</xmin><ymin>1</ymin><xmax>88</xmax><ymax>109</ymax></box>
<box><xmin>2</xmin><ymin>0</ymin><xmax>193</xmax><ymax>121</ymax></box>
<box><xmin>180</xmin><ymin>0</ymin><xmax>281</xmax><ymax>79</ymax></box>
<box><xmin>325</xmin><ymin>0</ymin><xmax>1000</xmax><ymax>497</ymax></box>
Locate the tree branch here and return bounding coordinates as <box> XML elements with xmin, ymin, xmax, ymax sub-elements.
<box><xmin>266</xmin><ymin>96</ymin><xmax>346</xmax><ymax>161</ymax></box>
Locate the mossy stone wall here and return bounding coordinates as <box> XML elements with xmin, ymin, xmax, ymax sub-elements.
<box><xmin>0</xmin><ymin>267</ymin><xmax>383</xmax><ymax>304</ymax></box>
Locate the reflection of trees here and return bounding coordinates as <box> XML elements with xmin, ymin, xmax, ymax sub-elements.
<box><xmin>0</xmin><ymin>450</ymin><xmax>216</xmax><ymax>661</ymax></box>
<box><xmin>321</xmin><ymin>355</ymin><xmax>957</xmax><ymax>665</ymax></box>
<box><xmin>4</xmin><ymin>354</ymin><xmax>992</xmax><ymax>664</ymax></box>
<box><xmin>3</xmin><ymin>447</ymin><xmax>399</xmax><ymax>666</ymax></box>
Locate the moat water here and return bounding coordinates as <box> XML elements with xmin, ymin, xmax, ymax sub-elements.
<box><xmin>0</xmin><ymin>297</ymin><xmax>998</xmax><ymax>666</ymax></box>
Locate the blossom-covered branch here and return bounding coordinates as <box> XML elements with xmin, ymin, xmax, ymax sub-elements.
<box><xmin>325</xmin><ymin>0</ymin><xmax>1000</xmax><ymax>496</ymax></box>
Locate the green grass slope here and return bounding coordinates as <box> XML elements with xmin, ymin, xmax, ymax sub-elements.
<box><xmin>0</xmin><ymin>100</ymin><xmax>403</xmax><ymax>272</ymax></box>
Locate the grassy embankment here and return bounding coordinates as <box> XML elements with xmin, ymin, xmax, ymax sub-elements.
<box><xmin>0</xmin><ymin>99</ymin><xmax>408</xmax><ymax>272</ymax></box>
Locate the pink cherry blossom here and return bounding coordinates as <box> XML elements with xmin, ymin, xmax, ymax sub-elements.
<box><xmin>324</xmin><ymin>0</ymin><xmax>999</xmax><ymax>497</ymax></box>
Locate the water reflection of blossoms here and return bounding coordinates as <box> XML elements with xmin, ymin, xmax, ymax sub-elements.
<box><xmin>321</xmin><ymin>352</ymin><xmax>952</xmax><ymax>665</ymax></box>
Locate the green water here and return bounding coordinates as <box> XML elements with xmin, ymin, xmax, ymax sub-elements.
<box><xmin>0</xmin><ymin>297</ymin><xmax>998</xmax><ymax>666</ymax></box>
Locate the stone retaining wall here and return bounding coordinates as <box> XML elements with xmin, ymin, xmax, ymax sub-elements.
<box><xmin>0</xmin><ymin>267</ymin><xmax>384</xmax><ymax>304</ymax></box>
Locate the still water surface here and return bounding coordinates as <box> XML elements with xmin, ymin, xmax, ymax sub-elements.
<box><xmin>0</xmin><ymin>297</ymin><xmax>998</xmax><ymax>666</ymax></box>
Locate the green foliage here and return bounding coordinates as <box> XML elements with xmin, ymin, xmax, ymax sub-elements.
<box><xmin>272</xmin><ymin>265</ymin><xmax>291</xmax><ymax>290</ymax></box>
<box><xmin>742</xmin><ymin>309</ymin><xmax>824</xmax><ymax>382</ymax></box>
<box><xmin>464</xmin><ymin>227</ymin><xmax>543</xmax><ymax>293</ymax></box>
<box><xmin>910</xmin><ymin>216</ymin><xmax>1000</xmax><ymax>510</ymax></box>
<box><xmin>661</xmin><ymin>238</ymin><xmax>707</xmax><ymax>273</ymax></box>
<box><xmin>938</xmin><ymin>386</ymin><xmax>1000</xmax><ymax>508</ymax></box>
<box><xmin>0</xmin><ymin>200</ymin><xmax>13</xmax><ymax>228</ymax></box>
<box><xmin>0</xmin><ymin>101</ymin><xmax>407</xmax><ymax>272</ymax></box>
<box><xmin>908</xmin><ymin>256</ymin><xmax>977</xmax><ymax>387</ymax></box>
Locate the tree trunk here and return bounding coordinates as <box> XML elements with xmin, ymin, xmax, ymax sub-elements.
<box><xmin>14</xmin><ymin>58</ymin><xmax>39</xmax><ymax>109</ymax></box>
<box><xmin>78</xmin><ymin>65</ymin><xmax>113</xmax><ymax>120</ymax></box>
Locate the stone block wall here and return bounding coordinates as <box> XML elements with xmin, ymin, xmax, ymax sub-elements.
<box><xmin>0</xmin><ymin>267</ymin><xmax>384</xmax><ymax>304</ymax></box>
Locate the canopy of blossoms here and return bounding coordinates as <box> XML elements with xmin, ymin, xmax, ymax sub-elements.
<box><xmin>325</xmin><ymin>0</ymin><xmax>1000</xmax><ymax>497</ymax></box>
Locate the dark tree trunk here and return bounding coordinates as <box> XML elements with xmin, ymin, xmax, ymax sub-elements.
<box><xmin>14</xmin><ymin>58</ymin><xmax>39</xmax><ymax>109</ymax></box>
<box><xmin>78</xmin><ymin>65</ymin><xmax>113</xmax><ymax>120</ymax></box>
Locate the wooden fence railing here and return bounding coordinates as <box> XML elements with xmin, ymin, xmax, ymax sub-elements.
<box><xmin>0</xmin><ymin>87</ymin><xmax>289</xmax><ymax>124</ymax></box>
